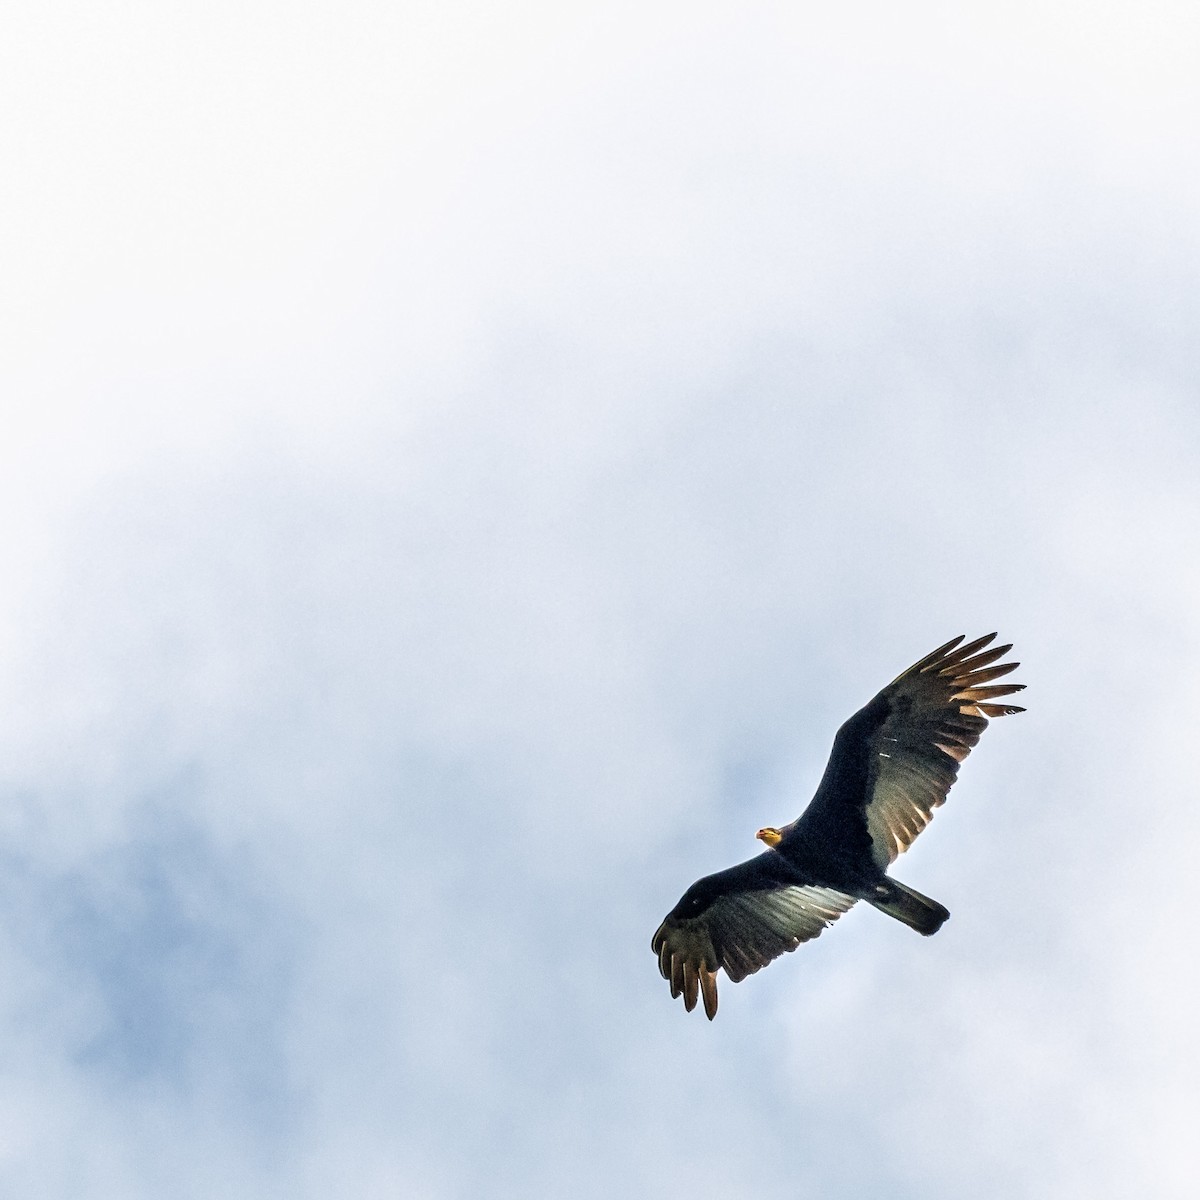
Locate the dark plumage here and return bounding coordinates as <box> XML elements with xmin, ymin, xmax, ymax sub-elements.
<box><xmin>651</xmin><ymin>633</ymin><xmax>1024</xmax><ymax>1019</ymax></box>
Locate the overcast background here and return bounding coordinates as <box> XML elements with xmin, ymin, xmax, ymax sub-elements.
<box><xmin>2</xmin><ymin>2</ymin><xmax>1198</xmax><ymax>1197</ymax></box>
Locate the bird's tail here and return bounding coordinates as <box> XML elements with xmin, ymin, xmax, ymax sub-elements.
<box><xmin>868</xmin><ymin>878</ymin><xmax>950</xmax><ymax>936</ymax></box>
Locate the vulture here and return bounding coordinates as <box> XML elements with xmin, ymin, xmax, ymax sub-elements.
<box><xmin>651</xmin><ymin>633</ymin><xmax>1024</xmax><ymax>1019</ymax></box>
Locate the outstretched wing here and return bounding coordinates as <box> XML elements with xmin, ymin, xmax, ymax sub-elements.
<box><xmin>802</xmin><ymin>632</ymin><xmax>1023</xmax><ymax>867</ymax></box>
<box><xmin>651</xmin><ymin>855</ymin><xmax>856</xmax><ymax>1020</ymax></box>
<box><xmin>790</xmin><ymin>634</ymin><xmax>1024</xmax><ymax>869</ymax></box>
<box><xmin>862</xmin><ymin>633</ymin><xmax>1024</xmax><ymax>864</ymax></box>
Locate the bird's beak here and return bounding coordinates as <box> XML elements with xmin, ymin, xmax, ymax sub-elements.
<box><xmin>756</xmin><ymin>827</ymin><xmax>782</xmax><ymax>847</ymax></box>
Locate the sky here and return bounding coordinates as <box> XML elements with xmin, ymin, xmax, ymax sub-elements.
<box><xmin>1</xmin><ymin>2</ymin><xmax>1199</xmax><ymax>1196</ymax></box>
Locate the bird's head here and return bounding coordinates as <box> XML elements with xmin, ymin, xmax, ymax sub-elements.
<box><xmin>755</xmin><ymin>826</ymin><xmax>783</xmax><ymax>848</ymax></box>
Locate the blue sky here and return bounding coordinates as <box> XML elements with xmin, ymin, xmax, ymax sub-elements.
<box><xmin>1</xmin><ymin>3</ymin><xmax>1198</xmax><ymax>1196</ymax></box>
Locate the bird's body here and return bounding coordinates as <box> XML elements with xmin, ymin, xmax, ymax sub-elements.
<box><xmin>652</xmin><ymin>634</ymin><xmax>1024</xmax><ymax>1019</ymax></box>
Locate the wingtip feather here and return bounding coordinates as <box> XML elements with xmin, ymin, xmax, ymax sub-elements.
<box><xmin>940</xmin><ymin>632</ymin><xmax>998</xmax><ymax>666</ymax></box>
<box><xmin>700</xmin><ymin>968</ymin><xmax>718</xmax><ymax>1020</ymax></box>
<box><xmin>909</xmin><ymin>634</ymin><xmax>966</xmax><ymax>675</ymax></box>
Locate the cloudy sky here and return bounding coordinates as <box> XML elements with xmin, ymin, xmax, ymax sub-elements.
<box><xmin>2</xmin><ymin>2</ymin><xmax>1198</xmax><ymax>1196</ymax></box>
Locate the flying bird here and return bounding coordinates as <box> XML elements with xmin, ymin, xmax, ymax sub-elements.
<box><xmin>651</xmin><ymin>633</ymin><xmax>1024</xmax><ymax>1019</ymax></box>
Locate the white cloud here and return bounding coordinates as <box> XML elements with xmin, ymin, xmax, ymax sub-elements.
<box><xmin>1</xmin><ymin>2</ymin><xmax>1198</xmax><ymax>1196</ymax></box>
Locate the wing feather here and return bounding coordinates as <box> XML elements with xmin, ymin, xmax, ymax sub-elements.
<box><xmin>652</xmin><ymin>865</ymin><xmax>856</xmax><ymax>1019</ymax></box>
<box><xmin>865</xmin><ymin>633</ymin><xmax>1024</xmax><ymax>865</ymax></box>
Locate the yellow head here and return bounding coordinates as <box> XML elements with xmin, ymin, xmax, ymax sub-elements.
<box><xmin>755</xmin><ymin>826</ymin><xmax>783</xmax><ymax>848</ymax></box>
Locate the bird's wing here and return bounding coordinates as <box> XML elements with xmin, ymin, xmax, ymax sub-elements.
<box><xmin>855</xmin><ymin>633</ymin><xmax>1024</xmax><ymax>866</ymax></box>
<box><xmin>652</xmin><ymin>856</ymin><xmax>856</xmax><ymax>1020</ymax></box>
